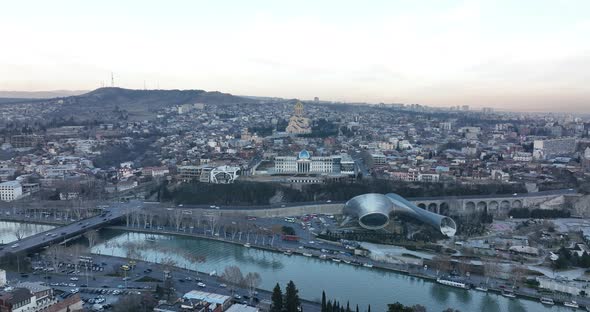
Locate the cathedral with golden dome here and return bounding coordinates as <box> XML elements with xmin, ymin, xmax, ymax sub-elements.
<box><xmin>286</xmin><ymin>101</ymin><xmax>312</xmax><ymax>135</ymax></box>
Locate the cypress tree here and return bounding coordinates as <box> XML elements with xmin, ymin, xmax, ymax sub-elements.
<box><xmin>367</xmin><ymin>305</ymin><xmax>371</xmax><ymax>312</ymax></box>
<box><xmin>327</xmin><ymin>301</ymin><xmax>333</xmax><ymax>312</ymax></box>
<box><xmin>321</xmin><ymin>291</ymin><xmax>327</xmax><ymax>312</ymax></box>
<box><xmin>271</xmin><ymin>283</ymin><xmax>283</xmax><ymax>312</ymax></box>
<box><xmin>285</xmin><ymin>280</ymin><xmax>301</xmax><ymax>312</ymax></box>
<box><xmin>356</xmin><ymin>304</ymin><xmax>359</xmax><ymax>312</ymax></box>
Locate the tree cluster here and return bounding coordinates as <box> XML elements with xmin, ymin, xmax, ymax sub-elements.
<box><xmin>271</xmin><ymin>281</ymin><xmax>301</xmax><ymax>312</ymax></box>
<box><xmin>450</xmin><ymin>212</ymin><xmax>492</xmax><ymax>236</ymax></box>
<box><xmin>387</xmin><ymin>302</ymin><xmax>427</xmax><ymax>312</ymax></box>
<box><xmin>299</xmin><ymin>118</ymin><xmax>339</xmax><ymax>138</ymax></box>
<box><xmin>282</xmin><ymin>226</ymin><xmax>296</xmax><ymax>236</ymax></box>
<box><xmin>552</xmin><ymin>246</ymin><xmax>590</xmax><ymax>269</ymax></box>
<box><xmin>220</xmin><ymin>266</ymin><xmax>262</xmax><ymax>298</ymax></box>
<box><xmin>166</xmin><ymin>181</ymin><xmax>294</xmax><ymax>205</ymax></box>
<box><xmin>92</xmin><ymin>139</ymin><xmax>154</xmax><ymax>169</ymax></box>
<box><xmin>321</xmin><ymin>291</ymin><xmax>365</xmax><ymax>312</ymax></box>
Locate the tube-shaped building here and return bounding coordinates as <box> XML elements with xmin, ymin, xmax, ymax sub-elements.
<box><xmin>343</xmin><ymin>193</ymin><xmax>457</xmax><ymax>237</ymax></box>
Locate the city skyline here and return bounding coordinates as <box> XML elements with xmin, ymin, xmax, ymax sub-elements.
<box><xmin>1</xmin><ymin>0</ymin><xmax>589</xmax><ymax>112</ymax></box>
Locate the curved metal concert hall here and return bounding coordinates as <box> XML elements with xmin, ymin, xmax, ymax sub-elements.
<box><xmin>343</xmin><ymin>193</ymin><xmax>457</xmax><ymax>237</ymax></box>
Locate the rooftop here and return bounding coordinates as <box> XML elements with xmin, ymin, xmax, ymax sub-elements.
<box><xmin>226</xmin><ymin>304</ymin><xmax>260</xmax><ymax>312</ymax></box>
<box><xmin>183</xmin><ymin>290</ymin><xmax>231</xmax><ymax>305</ymax></box>
<box><xmin>0</xmin><ymin>180</ymin><xmax>20</xmax><ymax>187</ymax></box>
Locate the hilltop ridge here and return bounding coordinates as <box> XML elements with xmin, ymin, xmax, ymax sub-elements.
<box><xmin>0</xmin><ymin>87</ymin><xmax>252</xmax><ymax>120</ymax></box>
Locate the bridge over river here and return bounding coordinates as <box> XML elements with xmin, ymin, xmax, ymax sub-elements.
<box><xmin>0</xmin><ymin>201</ymin><xmax>142</xmax><ymax>258</ymax></box>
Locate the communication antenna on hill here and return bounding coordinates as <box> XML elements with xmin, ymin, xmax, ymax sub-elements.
<box><xmin>111</xmin><ymin>72</ymin><xmax>115</xmax><ymax>87</ymax></box>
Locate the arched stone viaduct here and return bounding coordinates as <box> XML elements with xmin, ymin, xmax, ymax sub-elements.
<box><xmin>412</xmin><ymin>190</ymin><xmax>577</xmax><ymax>216</ymax></box>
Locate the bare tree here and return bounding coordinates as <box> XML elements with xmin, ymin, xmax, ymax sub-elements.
<box><xmin>47</xmin><ymin>244</ymin><xmax>66</xmax><ymax>272</ymax></box>
<box><xmin>147</xmin><ymin>210</ymin><xmax>155</xmax><ymax>229</ymax></box>
<box><xmin>66</xmin><ymin>244</ymin><xmax>88</xmax><ymax>272</ymax></box>
<box><xmin>173</xmin><ymin>209</ymin><xmax>184</xmax><ymax>231</ymax></box>
<box><xmin>160</xmin><ymin>257</ymin><xmax>177</xmax><ymax>269</ymax></box>
<box><xmin>456</xmin><ymin>260</ymin><xmax>471</xmax><ymax>277</ymax></box>
<box><xmin>221</xmin><ymin>265</ymin><xmax>244</xmax><ymax>294</ymax></box>
<box><xmin>84</xmin><ymin>230</ymin><xmax>99</xmax><ymax>251</ymax></box>
<box><xmin>72</xmin><ymin>205</ymin><xmax>83</xmax><ymax>220</ymax></box>
<box><xmin>431</xmin><ymin>255</ymin><xmax>452</xmax><ymax>276</ymax></box>
<box><xmin>208</xmin><ymin>213</ymin><xmax>219</xmax><ymax>235</ymax></box>
<box><xmin>13</xmin><ymin>225</ymin><xmax>26</xmax><ymax>241</ymax></box>
<box><xmin>125</xmin><ymin>206</ymin><xmax>132</xmax><ymax>227</ymax></box>
<box><xmin>511</xmin><ymin>264</ymin><xmax>527</xmax><ymax>287</ymax></box>
<box><xmin>270</xmin><ymin>225</ymin><xmax>282</xmax><ymax>246</ymax></box>
<box><xmin>483</xmin><ymin>261</ymin><xmax>502</xmax><ymax>286</ymax></box>
<box><xmin>244</xmin><ymin>272</ymin><xmax>262</xmax><ymax>299</ymax></box>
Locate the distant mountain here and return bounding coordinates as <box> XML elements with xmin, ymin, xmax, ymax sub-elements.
<box><xmin>0</xmin><ymin>90</ymin><xmax>88</xmax><ymax>99</ymax></box>
<box><xmin>35</xmin><ymin>87</ymin><xmax>253</xmax><ymax>120</ymax></box>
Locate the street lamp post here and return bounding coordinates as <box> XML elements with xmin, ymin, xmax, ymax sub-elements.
<box><xmin>85</xmin><ymin>264</ymin><xmax>89</xmax><ymax>287</ymax></box>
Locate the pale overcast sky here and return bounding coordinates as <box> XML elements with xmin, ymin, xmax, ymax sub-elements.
<box><xmin>1</xmin><ymin>0</ymin><xmax>589</xmax><ymax>112</ymax></box>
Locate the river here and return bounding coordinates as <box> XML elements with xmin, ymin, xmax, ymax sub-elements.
<box><xmin>92</xmin><ymin>229</ymin><xmax>574</xmax><ymax>312</ymax></box>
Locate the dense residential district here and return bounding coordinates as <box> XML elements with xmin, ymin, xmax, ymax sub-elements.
<box><xmin>0</xmin><ymin>88</ymin><xmax>590</xmax><ymax>312</ymax></box>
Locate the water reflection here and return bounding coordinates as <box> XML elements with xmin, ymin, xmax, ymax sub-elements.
<box><xmin>430</xmin><ymin>284</ymin><xmax>451</xmax><ymax>304</ymax></box>
<box><xmin>480</xmin><ymin>294</ymin><xmax>501</xmax><ymax>312</ymax></box>
<box><xmin>454</xmin><ymin>288</ymin><xmax>471</xmax><ymax>304</ymax></box>
<box><xmin>507</xmin><ymin>298</ymin><xmax>527</xmax><ymax>312</ymax></box>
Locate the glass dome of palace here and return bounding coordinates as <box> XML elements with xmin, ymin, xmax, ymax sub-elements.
<box><xmin>298</xmin><ymin>150</ymin><xmax>311</xmax><ymax>159</ymax></box>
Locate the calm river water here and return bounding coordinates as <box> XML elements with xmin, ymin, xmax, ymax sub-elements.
<box><xmin>92</xmin><ymin>229</ymin><xmax>573</xmax><ymax>312</ymax></box>
<box><xmin>0</xmin><ymin>221</ymin><xmax>55</xmax><ymax>244</ymax></box>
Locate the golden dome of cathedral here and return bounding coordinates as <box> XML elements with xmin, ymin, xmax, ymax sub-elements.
<box><xmin>294</xmin><ymin>101</ymin><xmax>304</xmax><ymax>116</ymax></box>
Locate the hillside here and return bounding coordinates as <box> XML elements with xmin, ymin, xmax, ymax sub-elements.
<box><xmin>1</xmin><ymin>87</ymin><xmax>252</xmax><ymax>121</ymax></box>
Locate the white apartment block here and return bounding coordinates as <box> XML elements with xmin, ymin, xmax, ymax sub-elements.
<box><xmin>0</xmin><ymin>181</ymin><xmax>22</xmax><ymax>202</ymax></box>
<box><xmin>533</xmin><ymin>138</ymin><xmax>576</xmax><ymax>160</ymax></box>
